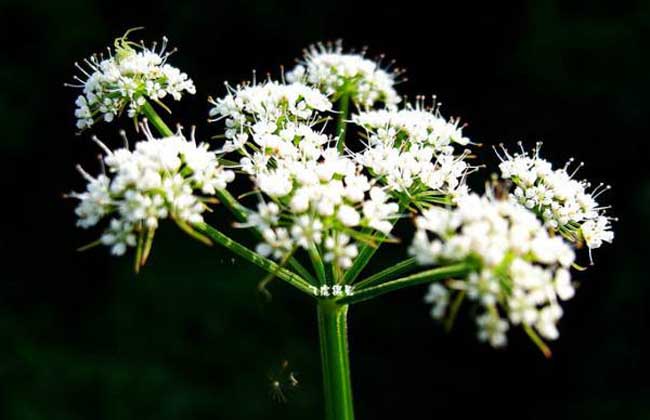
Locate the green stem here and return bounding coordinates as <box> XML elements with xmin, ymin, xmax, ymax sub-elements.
<box><xmin>337</xmin><ymin>263</ymin><xmax>471</xmax><ymax>305</ymax></box>
<box><xmin>335</xmin><ymin>93</ymin><xmax>351</xmax><ymax>153</ymax></box>
<box><xmin>317</xmin><ymin>300</ymin><xmax>355</xmax><ymax>420</ymax></box>
<box><xmin>353</xmin><ymin>257</ymin><xmax>418</xmax><ymax>289</ymax></box>
<box><xmin>310</xmin><ymin>245</ymin><xmax>327</xmax><ymax>285</ymax></box>
<box><xmin>215</xmin><ymin>188</ymin><xmax>316</xmax><ymax>283</ymax></box>
<box><xmin>342</xmin><ymin>229</ymin><xmax>392</xmax><ymax>284</ymax></box>
<box><xmin>195</xmin><ymin>222</ymin><xmax>315</xmax><ymax>295</ymax></box>
<box><xmin>141</xmin><ymin>101</ymin><xmax>174</xmax><ymax>136</ymax></box>
<box><xmin>215</xmin><ymin>189</ymin><xmax>250</xmax><ymax>223</ymax></box>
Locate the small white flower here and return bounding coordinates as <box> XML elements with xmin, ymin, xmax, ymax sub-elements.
<box><xmin>256</xmin><ymin>227</ymin><xmax>294</xmax><ymax>259</ymax></box>
<box><xmin>581</xmin><ymin>216</ymin><xmax>614</xmax><ymax>250</ymax></box>
<box><xmin>353</xmin><ymin>101</ymin><xmax>475</xmax><ymax>201</ymax></box>
<box><xmin>337</xmin><ymin>205</ymin><xmax>361</xmax><ymax>227</ymax></box>
<box><xmin>290</xmin><ymin>215</ymin><xmax>324</xmax><ymax>249</ymax></box>
<box><xmin>213</xmin><ymin>78</ymin><xmax>400</xmax><ymax>270</ymax></box>
<box><xmin>411</xmin><ymin>191</ymin><xmax>577</xmax><ymax>348</ymax></box>
<box><xmin>68</xmin><ymin>32</ymin><xmax>195</xmax><ymax>129</ymax></box>
<box><xmin>476</xmin><ymin>312</ymin><xmax>509</xmax><ymax>348</ymax></box>
<box><xmin>286</xmin><ymin>41</ymin><xmax>401</xmax><ymax>109</ymax></box>
<box><xmin>70</xmin><ymin>126</ymin><xmax>233</xmax><ymax>256</ymax></box>
<box><xmin>324</xmin><ymin>234</ymin><xmax>359</xmax><ymax>269</ymax></box>
<box><xmin>496</xmin><ymin>142</ymin><xmax>615</xmax><ymax>256</ymax></box>
<box><xmin>424</xmin><ymin>283</ymin><xmax>449</xmax><ymax>319</ymax></box>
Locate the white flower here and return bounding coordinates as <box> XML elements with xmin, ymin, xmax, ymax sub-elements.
<box><xmin>324</xmin><ymin>234</ymin><xmax>359</xmax><ymax>269</ymax></box>
<box><xmin>424</xmin><ymin>283</ymin><xmax>449</xmax><ymax>319</ymax></box>
<box><xmin>411</xmin><ymin>192</ymin><xmax>577</xmax><ymax>348</ymax></box>
<box><xmin>337</xmin><ymin>205</ymin><xmax>361</xmax><ymax>227</ymax></box>
<box><xmin>290</xmin><ymin>215</ymin><xmax>323</xmax><ymax>248</ymax></box>
<box><xmin>68</xmin><ymin>32</ymin><xmax>195</xmax><ymax>130</ymax></box>
<box><xmin>362</xmin><ymin>187</ymin><xmax>399</xmax><ymax>234</ymax></box>
<box><xmin>581</xmin><ymin>216</ymin><xmax>614</xmax><ymax>250</ymax></box>
<box><xmin>256</xmin><ymin>227</ymin><xmax>293</xmax><ymax>259</ymax></box>
<box><xmin>209</xmin><ymin>80</ymin><xmax>332</xmax><ymax>152</ymax></box>
<box><xmin>353</xmin><ymin>104</ymin><xmax>471</xmax><ymax>151</ymax></box>
<box><xmin>352</xmin><ymin>101</ymin><xmax>475</xmax><ymax>201</ymax></box>
<box><xmin>496</xmin><ymin>142</ymin><xmax>615</xmax><ymax>257</ymax></box>
<box><xmin>100</xmin><ymin>219</ymin><xmax>137</xmax><ymax>256</ymax></box>
<box><xmin>215</xmin><ymin>77</ymin><xmax>401</xmax><ymax>270</ymax></box>
<box><xmin>286</xmin><ymin>41</ymin><xmax>401</xmax><ymax>109</ymax></box>
<box><xmin>476</xmin><ymin>312</ymin><xmax>509</xmax><ymax>348</ymax></box>
<box><xmin>70</xmin><ymin>125</ymin><xmax>233</xmax><ymax>256</ymax></box>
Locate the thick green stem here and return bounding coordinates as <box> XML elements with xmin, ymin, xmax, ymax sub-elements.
<box><xmin>195</xmin><ymin>222</ymin><xmax>315</xmax><ymax>295</ymax></box>
<box><xmin>335</xmin><ymin>93</ymin><xmax>351</xmax><ymax>152</ymax></box>
<box><xmin>215</xmin><ymin>189</ymin><xmax>249</xmax><ymax>223</ymax></box>
<box><xmin>141</xmin><ymin>101</ymin><xmax>174</xmax><ymax>136</ymax></box>
<box><xmin>317</xmin><ymin>300</ymin><xmax>355</xmax><ymax>420</ymax></box>
<box><xmin>338</xmin><ymin>263</ymin><xmax>471</xmax><ymax>305</ymax></box>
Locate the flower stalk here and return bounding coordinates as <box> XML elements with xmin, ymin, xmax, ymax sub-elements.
<box><xmin>338</xmin><ymin>263</ymin><xmax>472</xmax><ymax>305</ymax></box>
<box><xmin>141</xmin><ymin>101</ymin><xmax>174</xmax><ymax>136</ymax></box>
<box><xmin>336</xmin><ymin>91</ymin><xmax>351</xmax><ymax>152</ymax></box>
<box><xmin>195</xmin><ymin>222</ymin><xmax>315</xmax><ymax>295</ymax></box>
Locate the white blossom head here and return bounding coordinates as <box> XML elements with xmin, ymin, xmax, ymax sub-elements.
<box><xmin>67</xmin><ymin>29</ymin><xmax>196</xmax><ymax>130</ymax></box>
<box><xmin>286</xmin><ymin>41</ymin><xmax>402</xmax><ymax>109</ymax></box>
<box><xmin>495</xmin><ymin>142</ymin><xmax>615</xmax><ymax>261</ymax></box>
<box><xmin>410</xmin><ymin>192</ymin><xmax>577</xmax><ymax>353</ymax></box>
<box><xmin>69</xmin><ymin>123</ymin><xmax>234</xmax><ymax>265</ymax></box>
<box><xmin>239</xmin><ymin>134</ymin><xmax>400</xmax><ymax>271</ymax></box>
<box><xmin>352</xmin><ymin>98</ymin><xmax>476</xmax><ymax>207</ymax></box>
<box><xmin>208</xmin><ymin>79</ymin><xmax>332</xmax><ymax>153</ymax></box>
<box><xmin>210</xmin><ymin>78</ymin><xmax>400</xmax><ymax>271</ymax></box>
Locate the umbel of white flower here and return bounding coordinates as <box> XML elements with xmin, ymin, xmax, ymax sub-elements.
<box><xmin>496</xmin><ymin>142</ymin><xmax>615</xmax><ymax>259</ymax></box>
<box><xmin>209</xmin><ymin>80</ymin><xmax>401</xmax><ymax>270</ymax></box>
<box><xmin>70</xmin><ymin>124</ymin><xmax>234</xmax><ymax>259</ymax></box>
<box><xmin>286</xmin><ymin>41</ymin><xmax>402</xmax><ymax>109</ymax></box>
<box><xmin>410</xmin><ymin>191</ymin><xmax>577</xmax><ymax>349</ymax></box>
<box><xmin>352</xmin><ymin>101</ymin><xmax>475</xmax><ymax>204</ymax></box>
<box><xmin>67</xmin><ymin>32</ymin><xmax>617</xmax><ymax>362</ymax></box>
<box><xmin>68</xmin><ymin>29</ymin><xmax>195</xmax><ymax>130</ymax></box>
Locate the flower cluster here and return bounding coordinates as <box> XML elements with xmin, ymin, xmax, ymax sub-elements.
<box><xmin>208</xmin><ymin>80</ymin><xmax>332</xmax><ymax>152</ymax></box>
<box><xmin>69</xmin><ymin>32</ymin><xmax>195</xmax><ymax>130</ymax></box>
<box><xmin>496</xmin><ymin>143</ymin><xmax>614</xmax><ymax>256</ymax></box>
<box><xmin>286</xmin><ymin>41</ymin><xmax>401</xmax><ymax>109</ymax></box>
<box><xmin>70</xmin><ymin>126</ymin><xmax>234</xmax><ymax>255</ymax></box>
<box><xmin>410</xmin><ymin>192</ymin><xmax>576</xmax><ymax>348</ymax></box>
<box><xmin>352</xmin><ymin>102</ymin><xmax>474</xmax><ymax>203</ymax></box>
<box><xmin>210</xmin><ymin>79</ymin><xmax>400</xmax><ymax>270</ymax></box>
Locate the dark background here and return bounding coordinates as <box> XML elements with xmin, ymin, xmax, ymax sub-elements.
<box><xmin>1</xmin><ymin>0</ymin><xmax>648</xmax><ymax>419</ymax></box>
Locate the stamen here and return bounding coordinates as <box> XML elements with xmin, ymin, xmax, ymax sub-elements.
<box><xmin>75</xmin><ymin>164</ymin><xmax>94</xmax><ymax>181</ymax></box>
<box><xmin>570</xmin><ymin>161</ymin><xmax>584</xmax><ymax>178</ymax></box>
<box><xmin>592</xmin><ymin>185</ymin><xmax>611</xmax><ymax>199</ymax></box>
<box><xmin>498</xmin><ymin>143</ymin><xmax>512</xmax><ymax>159</ymax></box>
<box><xmin>119</xmin><ymin>130</ymin><xmax>129</xmax><ymax>149</ymax></box>
<box><xmin>91</xmin><ymin>135</ymin><xmax>112</xmax><ymax>155</ymax></box>
<box><xmin>190</xmin><ymin>125</ymin><xmax>197</xmax><ymax>143</ymax></box>
<box><xmin>97</xmin><ymin>154</ymin><xmax>106</xmax><ymax>174</ymax></box>
<box><xmin>74</xmin><ymin>62</ymin><xmax>91</xmax><ymax>78</ymax></box>
<box><xmin>563</xmin><ymin>157</ymin><xmax>575</xmax><ymax>171</ymax></box>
